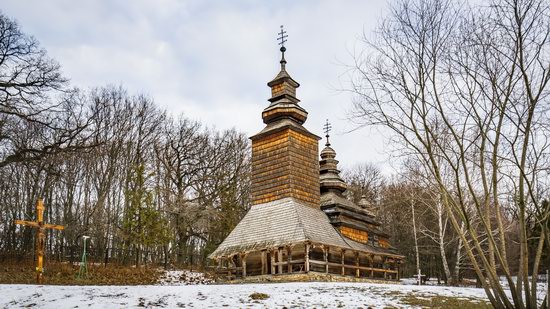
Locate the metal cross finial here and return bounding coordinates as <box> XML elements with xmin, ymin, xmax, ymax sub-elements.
<box><xmin>277</xmin><ymin>25</ymin><xmax>288</xmax><ymax>49</ymax></box>
<box><xmin>277</xmin><ymin>25</ymin><xmax>288</xmax><ymax>70</ymax></box>
<box><xmin>323</xmin><ymin>119</ymin><xmax>332</xmax><ymax>146</ymax></box>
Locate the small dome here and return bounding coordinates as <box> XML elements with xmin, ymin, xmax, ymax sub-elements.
<box><xmin>320</xmin><ymin>145</ymin><xmax>336</xmax><ymax>159</ymax></box>
<box><xmin>358</xmin><ymin>195</ymin><xmax>369</xmax><ymax>208</ymax></box>
<box><xmin>358</xmin><ymin>194</ymin><xmax>377</xmax><ymax>216</ymax></box>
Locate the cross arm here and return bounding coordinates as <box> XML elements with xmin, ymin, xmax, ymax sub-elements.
<box><xmin>44</xmin><ymin>224</ymin><xmax>65</xmax><ymax>230</ymax></box>
<box><xmin>15</xmin><ymin>220</ymin><xmax>64</xmax><ymax>230</ymax></box>
<box><xmin>15</xmin><ymin>220</ymin><xmax>39</xmax><ymax>228</ymax></box>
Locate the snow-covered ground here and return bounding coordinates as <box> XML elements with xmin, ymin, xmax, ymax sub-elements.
<box><xmin>0</xmin><ymin>274</ymin><xmax>546</xmax><ymax>308</ymax></box>
<box><xmin>0</xmin><ymin>281</ymin><xmax>492</xmax><ymax>308</ymax></box>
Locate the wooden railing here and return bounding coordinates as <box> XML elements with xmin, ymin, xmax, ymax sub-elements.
<box><xmin>213</xmin><ymin>243</ymin><xmax>401</xmax><ymax>280</ymax></box>
<box><xmin>309</xmin><ymin>259</ymin><xmax>398</xmax><ymax>274</ymax></box>
<box><xmin>213</xmin><ymin>259</ymin><xmax>398</xmax><ymax>279</ymax></box>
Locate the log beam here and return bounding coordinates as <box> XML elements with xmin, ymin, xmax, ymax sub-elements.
<box><xmin>272</xmin><ymin>259</ymin><xmax>305</xmax><ymax>266</ymax></box>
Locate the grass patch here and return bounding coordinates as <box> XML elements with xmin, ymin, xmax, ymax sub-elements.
<box><xmin>400</xmin><ymin>294</ymin><xmax>492</xmax><ymax>308</ymax></box>
<box><xmin>249</xmin><ymin>292</ymin><xmax>270</xmax><ymax>300</ymax></box>
<box><xmin>0</xmin><ymin>260</ymin><xmax>162</xmax><ymax>285</ymax></box>
<box><xmin>382</xmin><ymin>290</ymin><xmax>404</xmax><ymax>297</ymax></box>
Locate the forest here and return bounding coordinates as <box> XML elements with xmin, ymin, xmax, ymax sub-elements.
<box><xmin>0</xmin><ymin>11</ymin><xmax>250</xmax><ymax>268</ymax></box>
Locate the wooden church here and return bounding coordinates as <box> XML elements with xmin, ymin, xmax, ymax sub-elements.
<box><xmin>209</xmin><ymin>31</ymin><xmax>403</xmax><ymax>281</ymax></box>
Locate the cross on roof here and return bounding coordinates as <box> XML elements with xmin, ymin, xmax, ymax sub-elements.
<box><xmin>323</xmin><ymin>119</ymin><xmax>332</xmax><ymax>146</ymax></box>
<box><xmin>277</xmin><ymin>25</ymin><xmax>288</xmax><ymax>48</ymax></box>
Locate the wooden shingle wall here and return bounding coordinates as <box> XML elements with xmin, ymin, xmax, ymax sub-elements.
<box><xmin>271</xmin><ymin>82</ymin><xmax>296</xmax><ymax>98</ymax></box>
<box><xmin>379</xmin><ymin>238</ymin><xmax>390</xmax><ymax>249</ymax></box>
<box><xmin>340</xmin><ymin>226</ymin><xmax>369</xmax><ymax>244</ymax></box>
<box><xmin>251</xmin><ymin>128</ymin><xmax>320</xmax><ymax>208</ymax></box>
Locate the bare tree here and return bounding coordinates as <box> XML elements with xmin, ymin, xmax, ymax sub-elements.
<box><xmin>342</xmin><ymin>162</ymin><xmax>384</xmax><ymax>204</ymax></box>
<box><xmin>0</xmin><ymin>12</ymin><xmax>101</xmax><ymax>168</ymax></box>
<box><xmin>348</xmin><ymin>0</ymin><xmax>550</xmax><ymax>307</ymax></box>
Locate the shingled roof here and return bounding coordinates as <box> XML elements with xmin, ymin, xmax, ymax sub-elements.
<box><xmin>209</xmin><ymin>197</ymin><xmax>402</xmax><ymax>259</ymax></box>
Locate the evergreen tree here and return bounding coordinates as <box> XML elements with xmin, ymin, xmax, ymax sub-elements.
<box><xmin>123</xmin><ymin>163</ymin><xmax>170</xmax><ymax>266</ymax></box>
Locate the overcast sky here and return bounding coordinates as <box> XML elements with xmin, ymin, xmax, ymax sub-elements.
<box><xmin>3</xmin><ymin>0</ymin><xmax>396</xmax><ymax>173</ymax></box>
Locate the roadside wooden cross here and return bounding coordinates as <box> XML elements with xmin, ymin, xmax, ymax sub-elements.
<box><xmin>15</xmin><ymin>198</ymin><xmax>64</xmax><ymax>284</ymax></box>
<box><xmin>416</xmin><ymin>268</ymin><xmax>424</xmax><ymax>286</ymax></box>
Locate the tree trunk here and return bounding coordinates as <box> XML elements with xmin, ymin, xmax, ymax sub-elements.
<box><xmin>453</xmin><ymin>221</ymin><xmax>465</xmax><ymax>283</ymax></box>
<box><xmin>437</xmin><ymin>200</ymin><xmax>452</xmax><ymax>284</ymax></box>
<box><xmin>411</xmin><ymin>199</ymin><xmax>421</xmax><ymax>279</ymax></box>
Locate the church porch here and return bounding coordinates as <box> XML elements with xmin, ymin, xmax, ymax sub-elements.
<box><xmin>212</xmin><ymin>242</ymin><xmax>402</xmax><ymax>282</ymax></box>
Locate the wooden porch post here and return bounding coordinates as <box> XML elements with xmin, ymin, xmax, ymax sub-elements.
<box><xmin>271</xmin><ymin>250</ymin><xmax>276</xmax><ymax>274</ymax></box>
<box><xmin>355</xmin><ymin>252</ymin><xmax>360</xmax><ymax>277</ymax></box>
<box><xmin>305</xmin><ymin>243</ymin><xmax>310</xmax><ymax>273</ymax></box>
<box><xmin>241</xmin><ymin>253</ymin><xmax>247</xmax><ymax>278</ymax></box>
<box><xmin>287</xmin><ymin>246</ymin><xmax>292</xmax><ymax>273</ymax></box>
<box><xmin>277</xmin><ymin>247</ymin><xmax>283</xmax><ymax>274</ymax></box>
<box><xmin>370</xmin><ymin>255</ymin><xmax>374</xmax><ymax>278</ymax></box>
<box><xmin>385</xmin><ymin>257</ymin><xmax>389</xmax><ymax>280</ymax></box>
<box><xmin>341</xmin><ymin>249</ymin><xmax>345</xmax><ymax>276</ymax></box>
<box><xmin>397</xmin><ymin>263</ymin><xmax>400</xmax><ymax>280</ymax></box>
<box><xmin>324</xmin><ymin>246</ymin><xmax>329</xmax><ymax>273</ymax></box>
<box><xmin>261</xmin><ymin>250</ymin><xmax>267</xmax><ymax>275</ymax></box>
<box><xmin>227</xmin><ymin>257</ymin><xmax>232</xmax><ymax>278</ymax></box>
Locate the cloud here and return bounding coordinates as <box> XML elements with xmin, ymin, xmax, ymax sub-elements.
<box><xmin>2</xmin><ymin>0</ymin><xmax>395</xmax><ymax>173</ymax></box>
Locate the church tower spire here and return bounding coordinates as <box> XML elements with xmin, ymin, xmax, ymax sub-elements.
<box><xmin>250</xmin><ymin>26</ymin><xmax>321</xmax><ymax>208</ymax></box>
<box><xmin>263</xmin><ymin>25</ymin><xmax>308</xmax><ymax>125</ymax></box>
<box><xmin>319</xmin><ymin>120</ymin><xmax>347</xmax><ymax>194</ymax></box>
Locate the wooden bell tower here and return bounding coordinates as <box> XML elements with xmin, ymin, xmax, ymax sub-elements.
<box><xmin>250</xmin><ymin>26</ymin><xmax>321</xmax><ymax>208</ymax></box>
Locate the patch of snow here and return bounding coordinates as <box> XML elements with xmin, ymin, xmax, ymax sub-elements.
<box><xmin>400</xmin><ymin>277</ymin><xmax>442</xmax><ymax>286</ymax></box>
<box><xmin>499</xmin><ymin>276</ymin><xmax>548</xmax><ymax>301</ymax></box>
<box><xmin>157</xmin><ymin>270</ymin><xmax>214</xmax><ymax>285</ymax></box>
